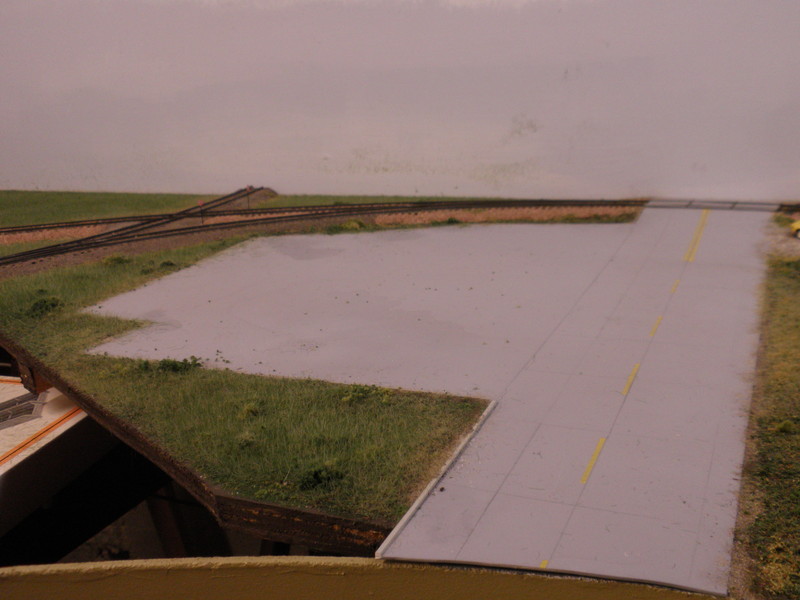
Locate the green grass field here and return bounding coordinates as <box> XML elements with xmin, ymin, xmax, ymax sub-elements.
<box><xmin>0</xmin><ymin>191</ymin><xmax>216</xmax><ymax>227</ymax></box>
<box><xmin>743</xmin><ymin>256</ymin><xmax>800</xmax><ymax>598</ymax></box>
<box><xmin>255</xmin><ymin>194</ymin><xmax>500</xmax><ymax>208</ymax></box>
<box><xmin>0</xmin><ymin>239</ymin><xmax>485</xmax><ymax>523</ymax></box>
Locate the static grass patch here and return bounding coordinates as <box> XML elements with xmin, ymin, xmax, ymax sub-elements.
<box><xmin>255</xmin><ymin>194</ymin><xmax>487</xmax><ymax>209</ymax></box>
<box><xmin>76</xmin><ymin>358</ymin><xmax>480</xmax><ymax>521</ymax></box>
<box><xmin>0</xmin><ymin>190</ymin><xmax>216</xmax><ymax>227</ymax></box>
<box><xmin>744</xmin><ymin>257</ymin><xmax>800</xmax><ymax>598</ymax></box>
<box><xmin>0</xmin><ymin>239</ymin><xmax>485</xmax><ymax>523</ymax></box>
<box><xmin>772</xmin><ymin>213</ymin><xmax>795</xmax><ymax>228</ymax></box>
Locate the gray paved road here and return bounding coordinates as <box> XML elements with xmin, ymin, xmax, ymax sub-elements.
<box><xmin>378</xmin><ymin>209</ymin><xmax>767</xmax><ymax>595</ymax></box>
<box><xmin>89</xmin><ymin>208</ymin><xmax>768</xmax><ymax>594</ymax></box>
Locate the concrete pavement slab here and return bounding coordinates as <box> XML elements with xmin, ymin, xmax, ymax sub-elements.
<box><xmin>90</xmin><ymin>208</ymin><xmax>770</xmax><ymax>594</ymax></box>
<box><xmin>597</xmin><ymin>306</ymin><xmax>664</xmax><ymax>342</ymax></box>
<box><xmin>379</xmin><ymin>209</ymin><xmax>768</xmax><ymax>595</ymax></box>
<box><xmin>374</xmin><ymin>483</ymin><xmax>494</xmax><ymax>562</ymax></box>
<box><xmin>614</xmin><ymin>380</ymin><xmax>732</xmax><ymax>443</ymax></box>
<box><xmin>442</xmin><ymin>414</ymin><xmax>540</xmax><ymax>493</ymax></box>
<box><xmin>679</xmin><ymin>262</ymin><xmax>765</xmax><ymax>292</ymax></box>
<box><xmin>90</xmin><ymin>224</ymin><xmax>627</xmax><ymax>399</ymax></box>
<box><xmin>500</xmin><ymin>424</ymin><xmax>606</xmax><ymax>505</ymax></box>
<box><xmin>498</xmin><ymin>370</ymin><xmax>571</xmax><ymax>420</ymax></box>
<box><xmin>575</xmin><ymin>338</ymin><xmax>650</xmax><ymax>380</ymax></box>
<box><xmin>578</xmin><ymin>433</ymin><xmax>713</xmax><ymax>531</ymax></box>
<box><xmin>549</xmin><ymin>507</ymin><xmax>697</xmax><ymax>590</ymax></box>
<box><xmin>456</xmin><ymin>494</ymin><xmax>573</xmax><ymax>569</ymax></box>
<box><xmin>636</xmin><ymin>341</ymin><xmax>749</xmax><ymax>390</ymax></box>
<box><xmin>540</xmin><ymin>375</ymin><xmax>625</xmax><ymax>432</ymax></box>
<box><xmin>525</xmin><ymin>335</ymin><xmax>596</xmax><ymax>375</ymax></box>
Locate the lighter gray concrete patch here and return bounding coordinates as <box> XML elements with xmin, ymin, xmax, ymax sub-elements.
<box><xmin>89</xmin><ymin>210</ymin><xmax>768</xmax><ymax>594</ymax></box>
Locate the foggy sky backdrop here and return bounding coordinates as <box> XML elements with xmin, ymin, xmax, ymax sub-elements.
<box><xmin>1</xmin><ymin>0</ymin><xmax>799</xmax><ymax>199</ymax></box>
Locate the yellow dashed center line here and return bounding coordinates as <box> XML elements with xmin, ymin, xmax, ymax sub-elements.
<box><xmin>649</xmin><ymin>315</ymin><xmax>663</xmax><ymax>337</ymax></box>
<box><xmin>671</xmin><ymin>279</ymin><xmax>681</xmax><ymax>294</ymax></box>
<box><xmin>683</xmin><ymin>209</ymin><xmax>710</xmax><ymax>262</ymax></box>
<box><xmin>580</xmin><ymin>438</ymin><xmax>606</xmax><ymax>484</ymax></box>
<box><xmin>622</xmin><ymin>363</ymin><xmax>640</xmax><ymax>395</ymax></box>
<box><xmin>539</xmin><ymin>560</ymin><xmax>549</xmax><ymax>569</ymax></box>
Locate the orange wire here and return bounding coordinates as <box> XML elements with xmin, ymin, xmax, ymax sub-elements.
<box><xmin>0</xmin><ymin>406</ymin><xmax>82</xmax><ymax>467</ymax></box>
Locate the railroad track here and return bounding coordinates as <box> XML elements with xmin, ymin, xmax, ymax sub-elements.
<box><xmin>0</xmin><ymin>197</ymin><xmax>643</xmax><ymax>236</ymax></box>
<box><xmin>0</xmin><ymin>194</ymin><xmax>789</xmax><ymax>267</ymax></box>
<box><xmin>0</xmin><ymin>187</ymin><xmax>262</xmax><ymax>265</ymax></box>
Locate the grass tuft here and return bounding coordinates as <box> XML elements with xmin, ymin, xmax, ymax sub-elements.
<box><xmin>742</xmin><ymin>256</ymin><xmax>800</xmax><ymax>598</ymax></box>
<box><xmin>27</xmin><ymin>296</ymin><xmax>64</xmax><ymax>318</ymax></box>
<box><xmin>325</xmin><ymin>219</ymin><xmax>370</xmax><ymax>235</ymax></box>
<box><xmin>103</xmin><ymin>254</ymin><xmax>132</xmax><ymax>266</ymax></box>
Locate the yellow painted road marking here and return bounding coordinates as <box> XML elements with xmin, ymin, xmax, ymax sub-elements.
<box><xmin>539</xmin><ymin>560</ymin><xmax>549</xmax><ymax>569</ymax></box>
<box><xmin>649</xmin><ymin>315</ymin><xmax>663</xmax><ymax>337</ymax></box>
<box><xmin>683</xmin><ymin>209</ymin><xmax>710</xmax><ymax>262</ymax></box>
<box><xmin>671</xmin><ymin>279</ymin><xmax>681</xmax><ymax>294</ymax></box>
<box><xmin>622</xmin><ymin>363</ymin><xmax>640</xmax><ymax>395</ymax></box>
<box><xmin>580</xmin><ymin>438</ymin><xmax>606</xmax><ymax>484</ymax></box>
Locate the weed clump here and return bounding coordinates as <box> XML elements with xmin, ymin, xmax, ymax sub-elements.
<box><xmin>138</xmin><ymin>356</ymin><xmax>202</xmax><ymax>373</ymax></box>
<box><xmin>774</xmin><ymin>420</ymin><xmax>796</xmax><ymax>434</ymax></box>
<box><xmin>299</xmin><ymin>464</ymin><xmax>345</xmax><ymax>490</ymax></box>
<box><xmin>340</xmin><ymin>384</ymin><xmax>389</xmax><ymax>405</ymax></box>
<box><xmin>103</xmin><ymin>254</ymin><xmax>132</xmax><ymax>266</ymax></box>
<box><xmin>325</xmin><ymin>219</ymin><xmax>367</xmax><ymax>235</ymax></box>
<box><xmin>775</xmin><ymin>258</ymin><xmax>800</xmax><ymax>280</ymax></box>
<box><xmin>27</xmin><ymin>296</ymin><xmax>64</xmax><ymax>318</ymax></box>
<box><xmin>236</xmin><ymin>430</ymin><xmax>257</xmax><ymax>448</ymax></box>
<box><xmin>140</xmin><ymin>259</ymin><xmax>180</xmax><ymax>275</ymax></box>
<box><xmin>433</xmin><ymin>217</ymin><xmax>461</xmax><ymax>226</ymax></box>
<box><xmin>239</xmin><ymin>402</ymin><xmax>260</xmax><ymax>419</ymax></box>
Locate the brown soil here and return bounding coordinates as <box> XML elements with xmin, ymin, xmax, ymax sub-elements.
<box><xmin>374</xmin><ymin>205</ymin><xmax>635</xmax><ymax>226</ymax></box>
<box><xmin>0</xmin><ymin>225</ymin><xmax>110</xmax><ymax>245</ymax></box>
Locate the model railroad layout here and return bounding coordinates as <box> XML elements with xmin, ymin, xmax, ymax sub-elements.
<box><xmin>0</xmin><ymin>188</ymin><xmax>797</xmax><ymax>582</ymax></box>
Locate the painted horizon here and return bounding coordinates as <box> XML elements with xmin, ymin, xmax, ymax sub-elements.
<box><xmin>2</xmin><ymin>0</ymin><xmax>799</xmax><ymax>200</ymax></box>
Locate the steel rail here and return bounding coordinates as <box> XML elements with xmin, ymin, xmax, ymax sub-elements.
<box><xmin>0</xmin><ymin>188</ymin><xmax>261</xmax><ymax>263</ymax></box>
<box><xmin>0</xmin><ymin>195</ymin><xmax>792</xmax><ymax>267</ymax></box>
<box><xmin>1</xmin><ymin>203</ymin><xmax>437</xmax><ymax>262</ymax></box>
<box><xmin>0</xmin><ymin>197</ymin><xmax>641</xmax><ymax>236</ymax></box>
<box><xmin>0</xmin><ymin>198</ymin><xmax>647</xmax><ymax>265</ymax></box>
<box><xmin>2</xmin><ymin>196</ymin><xmax>789</xmax><ymax>237</ymax></box>
<box><xmin>0</xmin><ymin>215</ymin><xmax>166</xmax><ymax>235</ymax></box>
